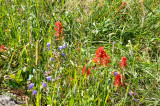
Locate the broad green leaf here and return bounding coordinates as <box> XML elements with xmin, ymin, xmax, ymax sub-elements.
<box><xmin>10</xmin><ymin>74</ymin><xmax>15</xmax><ymax>79</ymax></box>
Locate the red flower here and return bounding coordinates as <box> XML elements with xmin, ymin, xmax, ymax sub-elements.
<box><xmin>122</xmin><ymin>2</ymin><xmax>126</xmax><ymax>5</ymax></box>
<box><xmin>87</xmin><ymin>69</ymin><xmax>91</xmax><ymax>76</ymax></box>
<box><xmin>93</xmin><ymin>47</ymin><xmax>111</xmax><ymax>66</ymax></box>
<box><xmin>0</xmin><ymin>45</ymin><xmax>7</xmax><ymax>52</ymax></box>
<box><xmin>113</xmin><ymin>72</ymin><xmax>124</xmax><ymax>89</ymax></box>
<box><xmin>120</xmin><ymin>56</ymin><xmax>127</xmax><ymax>69</ymax></box>
<box><xmin>117</xmin><ymin>2</ymin><xmax>127</xmax><ymax>13</ymax></box>
<box><xmin>82</xmin><ymin>66</ymin><xmax>91</xmax><ymax>76</ymax></box>
<box><xmin>54</xmin><ymin>21</ymin><xmax>63</xmax><ymax>40</ymax></box>
<box><xmin>71</xmin><ymin>78</ymin><xmax>74</xmax><ymax>81</ymax></box>
<box><xmin>82</xmin><ymin>66</ymin><xmax>86</xmax><ymax>75</ymax></box>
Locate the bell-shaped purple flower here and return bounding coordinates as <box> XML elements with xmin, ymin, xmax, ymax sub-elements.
<box><xmin>46</xmin><ymin>76</ymin><xmax>52</xmax><ymax>81</ymax></box>
<box><xmin>62</xmin><ymin>44</ymin><xmax>67</xmax><ymax>48</ymax></box>
<box><xmin>62</xmin><ymin>53</ymin><xmax>65</xmax><ymax>56</ymax></box>
<box><xmin>29</xmin><ymin>83</ymin><xmax>34</xmax><ymax>90</ymax></box>
<box><xmin>42</xmin><ymin>82</ymin><xmax>47</xmax><ymax>88</ymax></box>
<box><xmin>47</xmin><ymin>43</ymin><xmax>51</xmax><ymax>47</ymax></box>
<box><xmin>114</xmin><ymin>71</ymin><xmax>119</xmax><ymax>76</ymax></box>
<box><xmin>94</xmin><ymin>67</ymin><xmax>97</xmax><ymax>70</ymax></box>
<box><xmin>129</xmin><ymin>91</ymin><xmax>137</xmax><ymax>96</ymax></box>
<box><xmin>59</xmin><ymin>46</ymin><xmax>63</xmax><ymax>50</ymax></box>
<box><xmin>50</xmin><ymin>58</ymin><xmax>54</xmax><ymax>61</ymax></box>
<box><xmin>32</xmin><ymin>90</ymin><xmax>37</xmax><ymax>95</ymax></box>
<box><xmin>47</xmin><ymin>43</ymin><xmax>51</xmax><ymax>51</ymax></box>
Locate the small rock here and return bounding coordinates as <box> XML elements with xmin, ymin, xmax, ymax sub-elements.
<box><xmin>0</xmin><ymin>95</ymin><xmax>20</xmax><ymax>106</ymax></box>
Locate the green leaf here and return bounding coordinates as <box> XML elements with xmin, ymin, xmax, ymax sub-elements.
<box><xmin>15</xmin><ymin>78</ymin><xmax>23</xmax><ymax>83</ymax></box>
<box><xmin>10</xmin><ymin>74</ymin><xmax>15</xmax><ymax>79</ymax></box>
<box><xmin>16</xmin><ymin>70</ymin><xmax>21</xmax><ymax>79</ymax></box>
<box><xmin>69</xmin><ymin>96</ymin><xmax>74</xmax><ymax>106</ymax></box>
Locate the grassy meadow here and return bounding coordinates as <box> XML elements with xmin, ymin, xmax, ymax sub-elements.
<box><xmin>0</xmin><ymin>0</ymin><xmax>160</xmax><ymax>105</ymax></box>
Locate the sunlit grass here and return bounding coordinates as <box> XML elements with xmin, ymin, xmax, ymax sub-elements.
<box><xmin>0</xmin><ymin>0</ymin><xmax>160</xmax><ymax>105</ymax></box>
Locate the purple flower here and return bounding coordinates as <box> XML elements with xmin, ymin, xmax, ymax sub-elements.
<box><xmin>47</xmin><ymin>43</ymin><xmax>51</xmax><ymax>47</ymax></box>
<box><xmin>62</xmin><ymin>44</ymin><xmax>67</xmax><ymax>48</ymax></box>
<box><xmin>94</xmin><ymin>67</ymin><xmax>97</xmax><ymax>70</ymax></box>
<box><xmin>65</xmin><ymin>57</ymin><xmax>67</xmax><ymax>60</ymax></box>
<box><xmin>47</xmin><ymin>43</ymin><xmax>51</xmax><ymax>51</ymax></box>
<box><xmin>42</xmin><ymin>82</ymin><xmax>47</xmax><ymax>88</ymax></box>
<box><xmin>32</xmin><ymin>90</ymin><xmax>37</xmax><ymax>95</ymax></box>
<box><xmin>129</xmin><ymin>91</ymin><xmax>137</xmax><ymax>96</ymax></box>
<box><xmin>62</xmin><ymin>53</ymin><xmax>65</xmax><ymax>56</ymax></box>
<box><xmin>59</xmin><ymin>46</ymin><xmax>63</xmax><ymax>50</ymax></box>
<box><xmin>46</xmin><ymin>76</ymin><xmax>52</xmax><ymax>81</ymax></box>
<box><xmin>114</xmin><ymin>71</ymin><xmax>119</xmax><ymax>76</ymax></box>
<box><xmin>50</xmin><ymin>58</ymin><xmax>54</xmax><ymax>61</ymax></box>
<box><xmin>29</xmin><ymin>83</ymin><xmax>34</xmax><ymax>90</ymax></box>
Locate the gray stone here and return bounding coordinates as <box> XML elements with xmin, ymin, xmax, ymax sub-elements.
<box><xmin>0</xmin><ymin>95</ymin><xmax>21</xmax><ymax>106</ymax></box>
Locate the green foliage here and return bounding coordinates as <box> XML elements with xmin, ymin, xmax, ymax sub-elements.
<box><xmin>0</xmin><ymin>0</ymin><xmax>160</xmax><ymax>105</ymax></box>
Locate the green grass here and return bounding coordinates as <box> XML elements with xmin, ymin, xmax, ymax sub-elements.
<box><xmin>0</xmin><ymin>0</ymin><xmax>160</xmax><ymax>105</ymax></box>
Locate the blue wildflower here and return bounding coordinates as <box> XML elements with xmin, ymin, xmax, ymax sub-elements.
<box><xmin>129</xmin><ymin>91</ymin><xmax>137</xmax><ymax>96</ymax></box>
<box><xmin>29</xmin><ymin>83</ymin><xmax>34</xmax><ymax>90</ymax></box>
<box><xmin>50</xmin><ymin>58</ymin><xmax>54</xmax><ymax>61</ymax></box>
<box><xmin>62</xmin><ymin>53</ymin><xmax>65</xmax><ymax>56</ymax></box>
<box><xmin>59</xmin><ymin>46</ymin><xmax>63</xmax><ymax>50</ymax></box>
<box><xmin>47</xmin><ymin>43</ymin><xmax>51</xmax><ymax>47</ymax></box>
<box><xmin>94</xmin><ymin>67</ymin><xmax>97</xmax><ymax>70</ymax></box>
<box><xmin>47</xmin><ymin>43</ymin><xmax>51</xmax><ymax>51</ymax></box>
<box><xmin>114</xmin><ymin>71</ymin><xmax>119</xmax><ymax>76</ymax></box>
<box><xmin>62</xmin><ymin>44</ymin><xmax>67</xmax><ymax>48</ymax></box>
<box><xmin>46</xmin><ymin>76</ymin><xmax>52</xmax><ymax>81</ymax></box>
<box><xmin>42</xmin><ymin>82</ymin><xmax>47</xmax><ymax>88</ymax></box>
<box><xmin>32</xmin><ymin>90</ymin><xmax>37</xmax><ymax>95</ymax></box>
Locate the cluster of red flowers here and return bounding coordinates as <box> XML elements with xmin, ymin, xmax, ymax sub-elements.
<box><xmin>120</xmin><ymin>56</ymin><xmax>127</xmax><ymax>69</ymax></box>
<box><xmin>81</xmin><ymin>46</ymin><xmax>128</xmax><ymax>88</ymax></box>
<box><xmin>93</xmin><ymin>47</ymin><xmax>111</xmax><ymax>67</ymax></box>
<box><xmin>113</xmin><ymin>71</ymin><xmax>125</xmax><ymax>89</ymax></box>
<box><xmin>82</xmin><ymin>66</ymin><xmax>91</xmax><ymax>76</ymax></box>
<box><xmin>54</xmin><ymin>21</ymin><xmax>63</xmax><ymax>40</ymax></box>
<box><xmin>113</xmin><ymin>56</ymin><xmax>127</xmax><ymax>89</ymax></box>
<box><xmin>0</xmin><ymin>45</ymin><xmax>7</xmax><ymax>52</ymax></box>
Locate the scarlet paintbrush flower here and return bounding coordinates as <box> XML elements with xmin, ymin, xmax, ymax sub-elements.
<box><xmin>120</xmin><ymin>56</ymin><xmax>127</xmax><ymax>69</ymax></box>
<box><xmin>93</xmin><ymin>47</ymin><xmax>111</xmax><ymax>66</ymax></box>
<box><xmin>122</xmin><ymin>2</ymin><xmax>126</xmax><ymax>5</ymax></box>
<box><xmin>82</xmin><ymin>66</ymin><xmax>86</xmax><ymax>75</ymax></box>
<box><xmin>54</xmin><ymin>21</ymin><xmax>63</xmax><ymax>40</ymax></box>
<box><xmin>82</xmin><ymin>66</ymin><xmax>91</xmax><ymax>76</ymax></box>
<box><xmin>117</xmin><ymin>2</ymin><xmax>127</xmax><ymax>13</ymax></box>
<box><xmin>0</xmin><ymin>45</ymin><xmax>8</xmax><ymax>52</ymax></box>
<box><xmin>113</xmin><ymin>71</ymin><xmax>124</xmax><ymax>89</ymax></box>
